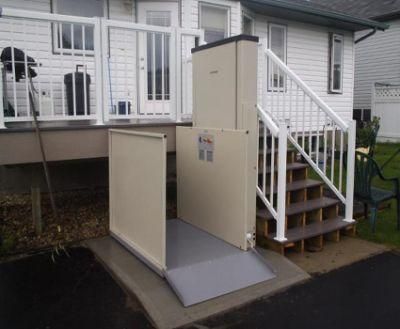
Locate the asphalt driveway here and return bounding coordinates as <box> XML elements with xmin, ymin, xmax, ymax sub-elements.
<box><xmin>1</xmin><ymin>247</ymin><xmax>399</xmax><ymax>329</ymax></box>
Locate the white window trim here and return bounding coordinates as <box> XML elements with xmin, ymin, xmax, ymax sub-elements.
<box><xmin>51</xmin><ymin>0</ymin><xmax>108</xmax><ymax>55</ymax></box>
<box><xmin>199</xmin><ymin>2</ymin><xmax>231</xmax><ymax>42</ymax></box>
<box><xmin>242</xmin><ymin>12</ymin><xmax>254</xmax><ymax>35</ymax></box>
<box><xmin>329</xmin><ymin>33</ymin><xmax>344</xmax><ymax>94</ymax></box>
<box><xmin>268</xmin><ymin>23</ymin><xmax>287</xmax><ymax>92</ymax></box>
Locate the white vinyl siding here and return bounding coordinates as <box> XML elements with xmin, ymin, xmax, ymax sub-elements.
<box><xmin>354</xmin><ymin>19</ymin><xmax>400</xmax><ymax>110</ymax></box>
<box><xmin>255</xmin><ymin>15</ymin><xmax>354</xmax><ymax>122</ymax></box>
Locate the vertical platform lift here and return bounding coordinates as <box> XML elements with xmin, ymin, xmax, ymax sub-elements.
<box><xmin>109</xmin><ymin>35</ymin><xmax>275</xmax><ymax>307</ymax></box>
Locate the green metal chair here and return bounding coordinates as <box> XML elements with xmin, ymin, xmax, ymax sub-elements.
<box><xmin>354</xmin><ymin>151</ymin><xmax>400</xmax><ymax>232</ymax></box>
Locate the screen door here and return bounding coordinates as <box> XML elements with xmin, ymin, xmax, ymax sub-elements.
<box><xmin>137</xmin><ymin>2</ymin><xmax>179</xmax><ymax>116</ymax></box>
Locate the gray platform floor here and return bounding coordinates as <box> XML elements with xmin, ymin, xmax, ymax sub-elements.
<box><xmin>165</xmin><ymin>219</ymin><xmax>276</xmax><ymax>307</ymax></box>
<box><xmin>86</xmin><ymin>235</ymin><xmax>309</xmax><ymax>329</ymax></box>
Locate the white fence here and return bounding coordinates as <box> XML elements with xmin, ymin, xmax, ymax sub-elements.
<box><xmin>0</xmin><ymin>7</ymin><xmax>204</xmax><ymax>128</ymax></box>
<box><xmin>372</xmin><ymin>84</ymin><xmax>400</xmax><ymax>141</ymax></box>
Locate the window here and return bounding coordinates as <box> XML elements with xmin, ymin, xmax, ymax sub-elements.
<box><xmin>52</xmin><ymin>0</ymin><xmax>106</xmax><ymax>52</ymax></box>
<box><xmin>242</xmin><ymin>13</ymin><xmax>254</xmax><ymax>35</ymax></box>
<box><xmin>329</xmin><ymin>33</ymin><xmax>344</xmax><ymax>93</ymax></box>
<box><xmin>146</xmin><ymin>11</ymin><xmax>171</xmax><ymax>100</ymax></box>
<box><xmin>199</xmin><ymin>3</ymin><xmax>229</xmax><ymax>43</ymax></box>
<box><xmin>268</xmin><ymin>23</ymin><xmax>286</xmax><ymax>90</ymax></box>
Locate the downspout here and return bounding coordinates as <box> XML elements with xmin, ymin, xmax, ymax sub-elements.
<box><xmin>355</xmin><ymin>28</ymin><xmax>377</xmax><ymax>44</ymax></box>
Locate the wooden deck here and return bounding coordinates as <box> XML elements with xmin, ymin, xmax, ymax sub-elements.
<box><xmin>0</xmin><ymin>120</ymin><xmax>191</xmax><ymax>165</ymax></box>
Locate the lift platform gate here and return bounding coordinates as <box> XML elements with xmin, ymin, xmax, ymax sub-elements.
<box><xmin>109</xmin><ymin>130</ymin><xmax>167</xmax><ymax>274</ymax></box>
<box><xmin>177</xmin><ymin>127</ymin><xmax>254</xmax><ymax>250</ymax></box>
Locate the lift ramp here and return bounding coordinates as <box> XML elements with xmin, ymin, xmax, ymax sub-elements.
<box><xmin>165</xmin><ymin>219</ymin><xmax>275</xmax><ymax>307</ymax></box>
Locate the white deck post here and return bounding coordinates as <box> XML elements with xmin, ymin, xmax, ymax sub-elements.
<box><xmin>169</xmin><ymin>28</ymin><xmax>178</xmax><ymax>122</ymax></box>
<box><xmin>94</xmin><ymin>17</ymin><xmax>105</xmax><ymax>125</ymax></box>
<box><xmin>275</xmin><ymin>121</ymin><xmax>288</xmax><ymax>242</ymax></box>
<box><xmin>175</xmin><ymin>28</ymin><xmax>182</xmax><ymax>122</ymax></box>
<box><xmin>0</xmin><ymin>64</ymin><xmax>5</xmax><ymax>129</ymax></box>
<box><xmin>345</xmin><ymin>119</ymin><xmax>356</xmax><ymax>223</ymax></box>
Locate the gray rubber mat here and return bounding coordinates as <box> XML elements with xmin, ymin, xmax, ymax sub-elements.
<box><xmin>165</xmin><ymin>219</ymin><xmax>276</xmax><ymax>307</ymax></box>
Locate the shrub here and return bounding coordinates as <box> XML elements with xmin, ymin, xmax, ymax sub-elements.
<box><xmin>356</xmin><ymin>116</ymin><xmax>380</xmax><ymax>149</ymax></box>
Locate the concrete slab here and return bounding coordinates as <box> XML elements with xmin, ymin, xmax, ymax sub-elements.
<box><xmin>288</xmin><ymin>236</ymin><xmax>388</xmax><ymax>275</ymax></box>
<box><xmin>86</xmin><ymin>236</ymin><xmax>309</xmax><ymax>329</ymax></box>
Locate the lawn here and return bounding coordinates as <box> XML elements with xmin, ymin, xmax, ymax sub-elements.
<box><xmin>306</xmin><ymin>142</ymin><xmax>400</xmax><ymax>248</ymax></box>
<box><xmin>356</xmin><ymin>143</ymin><xmax>400</xmax><ymax>248</ymax></box>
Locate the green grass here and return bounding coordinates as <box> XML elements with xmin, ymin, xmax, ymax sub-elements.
<box><xmin>306</xmin><ymin>143</ymin><xmax>400</xmax><ymax>248</ymax></box>
<box><xmin>356</xmin><ymin>143</ymin><xmax>400</xmax><ymax>248</ymax></box>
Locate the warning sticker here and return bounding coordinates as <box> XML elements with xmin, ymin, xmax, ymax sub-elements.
<box><xmin>198</xmin><ymin>134</ymin><xmax>214</xmax><ymax>162</ymax></box>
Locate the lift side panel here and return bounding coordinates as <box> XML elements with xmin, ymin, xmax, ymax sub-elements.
<box><xmin>177</xmin><ymin>127</ymin><xmax>253</xmax><ymax>250</ymax></box>
<box><xmin>109</xmin><ymin>129</ymin><xmax>167</xmax><ymax>273</ymax></box>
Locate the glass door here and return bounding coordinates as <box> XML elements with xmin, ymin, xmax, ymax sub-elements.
<box><xmin>138</xmin><ymin>2</ymin><xmax>178</xmax><ymax>116</ymax></box>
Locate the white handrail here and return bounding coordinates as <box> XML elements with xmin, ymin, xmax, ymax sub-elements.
<box><xmin>257</xmin><ymin>104</ymin><xmax>279</xmax><ymax>137</ymax></box>
<box><xmin>262</xmin><ymin>46</ymin><xmax>356</xmax><ymax>223</ymax></box>
<box><xmin>1</xmin><ymin>7</ymin><xmax>98</xmax><ymax>25</ymax></box>
<box><xmin>257</xmin><ymin>104</ymin><xmax>287</xmax><ymax>241</ymax></box>
<box><xmin>265</xmin><ymin>49</ymin><xmax>349</xmax><ymax>131</ymax></box>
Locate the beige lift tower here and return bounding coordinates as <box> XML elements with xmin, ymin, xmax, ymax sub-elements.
<box><xmin>108</xmin><ymin>35</ymin><xmax>275</xmax><ymax>307</ymax></box>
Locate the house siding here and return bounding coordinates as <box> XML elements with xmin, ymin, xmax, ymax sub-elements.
<box><xmin>254</xmin><ymin>14</ymin><xmax>355</xmax><ymax>122</ymax></box>
<box><xmin>354</xmin><ymin>19</ymin><xmax>400</xmax><ymax>110</ymax></box>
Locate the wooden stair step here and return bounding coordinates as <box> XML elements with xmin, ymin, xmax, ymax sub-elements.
<box><xmin>266</xmin><ymin>217</ymin><xmax>352</xmax><ymax>244</ymax></box>
<box><xmin>259</xmin><ymin>162</ymin><xmax>308</xmax><ymax>174</ymax></box>
<box><xmin>264</xmin><ymin>179</ymin><xmax>323</xmax><ymax>195</ymax></box>
<box><xmin>257</xmin><ymin>197</ymin><xmax>340</xmax><ymax>220</ymax></box>
<box><xmin>258</xmin><ymin>147</ymin><xmax>296</xmax><ymax>154</ymax></box>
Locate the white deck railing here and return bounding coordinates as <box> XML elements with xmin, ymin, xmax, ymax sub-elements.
<box><xmin>259</xmin><ymin>47</ymin><xmax>356</xmax><ymax>227</ymax></box>
<box><xmin>0</xmin><ymin>7</ymin><xmax>204</xmax><ymax>127</ymax></box>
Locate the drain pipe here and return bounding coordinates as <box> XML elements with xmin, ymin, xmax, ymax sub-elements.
<box><xmin>355</xmin><ymin>28</ymin><xmax>377</xmax><ymax>44</ymax></box>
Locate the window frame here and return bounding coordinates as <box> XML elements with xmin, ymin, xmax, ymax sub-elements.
<box><xmin>267</xmin><ymin>22</ymin><xmax>287</xmax><ymax>92</ymax></box>
<box><xmin>242</xmin><ymin>11</ymin><xmax>254</xmax><ymax>35</ymax></box>
<box><xmin>198</xmin><ymin>2</ymin><xmax>231</xmax><ymax>44</ymax></box>
<box><xmin>51</xmin><ymin>0</ymin><xmax>108</xmax><ymax>55</ymax></box>
<box><xmin>329</xmin><ymin>33</ymin><xmax>344</xmax><ymax>94</ymax></box>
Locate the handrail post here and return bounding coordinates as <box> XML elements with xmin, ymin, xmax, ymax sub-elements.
<box><xmin>344</xmin><ymin>120</ymin><xmax>356</xmax><ymax>222</ymax></box>
<box><xmin>275</xmin><ymin>121</ymin><xmax>288</xmax><ymax>242</ymax></box>
<box><xmin>94</xmin><ymin>17</ymin><xmax>105</xmax><ymax>125</ymax></box>
<box><xmin>0</xmin><ymin>63</ymin><xmax>5</xmax><ymax>129</ymax></box>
